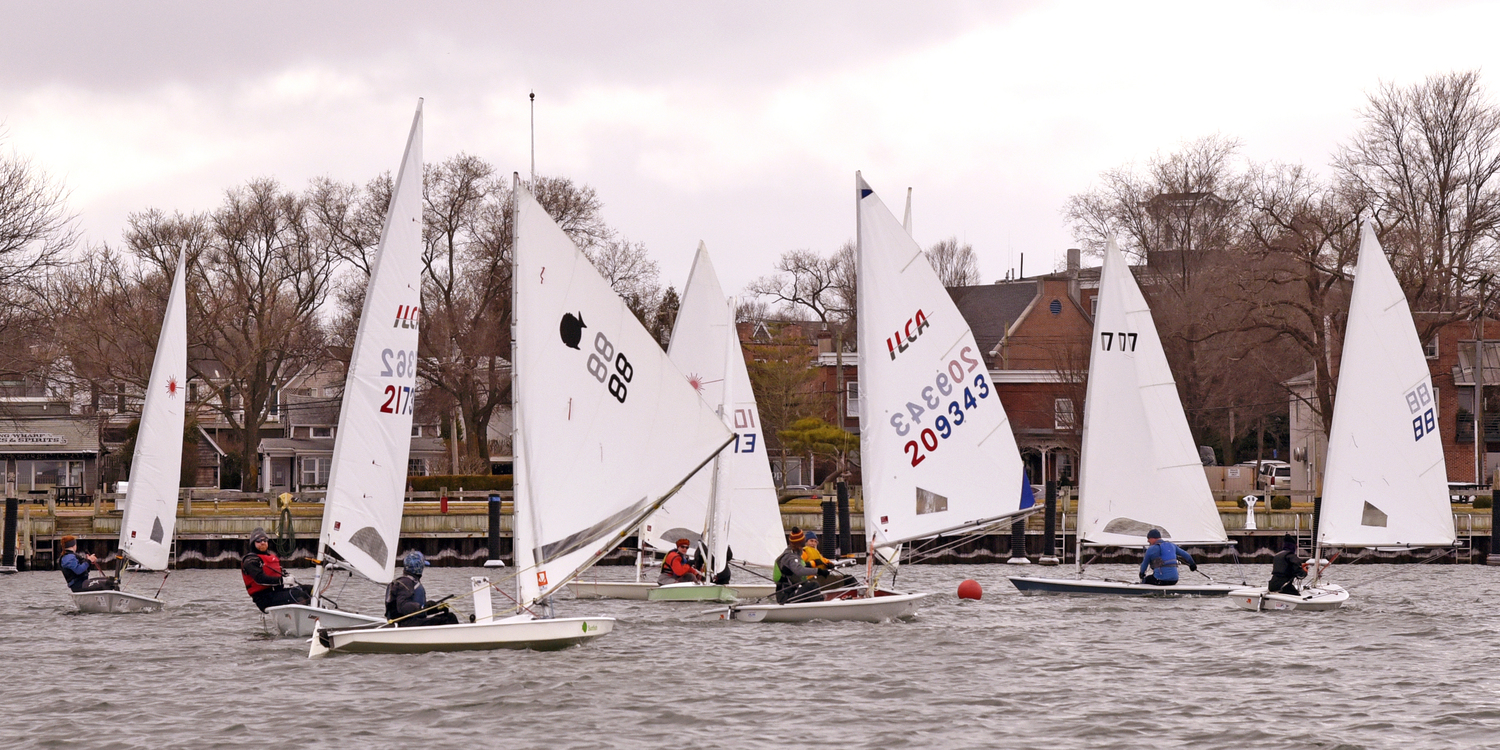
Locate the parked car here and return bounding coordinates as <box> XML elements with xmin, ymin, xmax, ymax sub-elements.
<box><xmin>1245</xmin><ymin>460</ymin><xmax>1292</xmax><ymax>492</ymax></box>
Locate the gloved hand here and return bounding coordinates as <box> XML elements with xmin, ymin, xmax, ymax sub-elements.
<box><xmin>1188</xmin><ymin>562</ymin><xmax>1197</xmax><ymax>572</ymax></box>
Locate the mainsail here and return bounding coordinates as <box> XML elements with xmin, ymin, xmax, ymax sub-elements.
<box><xmin>118</xmin><ymin>250</ymin><xmax>189</xmax><ymax>571</ymax></box>
<box><xmin>1319</xmin><ymin>224</ymin><xmax>1455</xmax><ymax>548</ymax></box>
<box><xmin>316</xmin><ymin>100</ymin><xmax>426</xmax><ymax>583</ymax></box>
<box><xmin>855</xmin><ymin>172</ymin><xmax>1029</xmax><ymax>548</ymax></box>
<box><xmin>641</xmin><ymin>244</ymin><xmax>784</xmax><ymax>570</ymax></box>
<box><xmin>512</xmin><ymin>181</ymin><xmax>734</xmax><ymax>606</ymax></box>
<box><xmin>1076</xmin><ymin>239</ymin><xmax>1228</xmax><ymax>547</ymax></box>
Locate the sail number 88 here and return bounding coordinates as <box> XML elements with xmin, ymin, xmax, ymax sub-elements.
<box><xmin>587</xmin><ymin>332</ymin><xmax>633</xmax><ymax>403</ymax></box>
<box><xmin>1405</xmin><ymin>384</ymin><xmax>1434</xmax><ymax>442</ymax></box>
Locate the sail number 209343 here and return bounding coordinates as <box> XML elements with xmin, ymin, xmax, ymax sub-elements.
<box><xmin>379</xmin><ymin>348</ymin><xmax>417</xmax><ymax>415</ymax></box>
<box><xmin>889</xmin><ymin>346</ymin><xmax>990</xmax><ymax>466</ymax></box>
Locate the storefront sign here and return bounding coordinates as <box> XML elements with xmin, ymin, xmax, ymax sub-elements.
<box><xmin>0</xmin><ymin>432</ymin><xmax>67</xmax><ymax>445</ymax></box>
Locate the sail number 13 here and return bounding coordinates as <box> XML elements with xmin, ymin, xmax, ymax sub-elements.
<box><xmin>1406</xmin><ymin>383</ymin><xmax>1435</xmax><ymax>441</ymax></box>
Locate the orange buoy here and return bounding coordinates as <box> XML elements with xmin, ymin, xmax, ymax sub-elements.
<box><xmin>957</xmin><ymin>579</ymin><xmax>982</xmax><ymax>600</ymax></box>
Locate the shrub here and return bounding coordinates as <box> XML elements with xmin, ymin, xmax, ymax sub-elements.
<box><xmin>408</xmin><ymin>474</ymin><xmax>511</xmax><ymax>492</ymax></box>
<box><xmin>1475</xmin><ymin>495</ymin><xmax>1493</xmax><ymax>510</ymax></box>
<box><xmin>1270</xmin><ymin>496</ymin><xmax>1291</xmax><ymax>510</ymax></box>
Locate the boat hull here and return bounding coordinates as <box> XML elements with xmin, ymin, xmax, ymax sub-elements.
<box><xmin>70</xmin><ymin>590</ymin><xmax>163</xmax><ymax>614</ymax></box>
<box><xmin>1230</xmin><ymin>584</ymin><xmax>1349</xmax><ymax>612</ymax></box>
<box><xmin>264</xmin><ymin>603</ymin><xmax>384</xmax><ymax>637</ymax></box>
<box><xmin>1009</xmin><ymin>576</ymin><xmax>1235</xmax><ymax>597</ymax></box>
<box><xmin>567</xmin><ymin>581</ymin><xmax>658</xmax><ymax>600</ymax></box>
<box><xmin>730</xmin><ymin>591</ymin><xmax>928</xmax><ymax>623</ymax></box>
<box><xmin>311</xmin><ymin>615</ymin><xmax>614</xmax><ymax>656</ymax></box>
<box><xmin>646</xmin><ymin>582</ymin><xmax>776</xmax><ymax>602</ymax></box>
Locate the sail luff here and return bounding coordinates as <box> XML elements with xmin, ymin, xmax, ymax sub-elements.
<box><xmin>315</xmin><ymin>100</ymin><xmax>425</xmax><ymax>584</ymax></box>
<box><xmin>118</xmin><ymin>250</ymin><xmax>188</xmax><ymax>571</ymax></box>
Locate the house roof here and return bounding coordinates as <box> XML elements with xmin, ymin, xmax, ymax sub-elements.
<box><xmin>0</xmin><ymin>415</ymin><xmax>100</xmax><ymax>454</ymax></box>
<box><xmin>947</xmin><ymin>281</ymin><xmax>1039</xmax><ymax>353</ymax></box>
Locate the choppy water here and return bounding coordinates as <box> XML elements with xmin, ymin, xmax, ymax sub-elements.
<box><xmin>2</xmin><ymin>562</ymin><xmax>1497</xmax><ymax>750</ymax></box>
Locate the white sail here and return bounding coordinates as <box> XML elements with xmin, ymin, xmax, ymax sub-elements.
<box><xmin>317</xmin><ymin>101</ymin><xmax>425</xmax><ymax>583</ymax></box>
<box><xmin>641</xmin><ymin>245</ymin><xmax>784</xmax><ymax>569</ymax></box>
<box><xmin>512</xmin><ymin>181</ymin><xmax>734</xmax><ymax>605</ymax></box>
<box><xmin>855</xmin><ymin>172</ymin><xmax>1030</xmax><ymax>548</ymax></box>
<box><xmin>1319</xmin><ymin>224</ymin><xmax>1455</xmax><ymax>548</ymax></box>
<box><xmin>1076</xmin><ymin>239</ymin><xmax>1227</xmax><ymax>546</ymax></box>
<box><xmin>118</xmin><ymin>250</ymin><xmax>188</xmax><ymax>571</ymax></box>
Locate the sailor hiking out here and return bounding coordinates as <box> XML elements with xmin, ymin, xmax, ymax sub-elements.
<box><xmin>58</xmin><ymin>535</ymin><xmax>117</xmax><ymax>593</ymax></box>
<box><xmin>386</xmin><ymin>551</ymin><xmax>460</xmax><ymax>627</ymax></box>
<box><xmin>774</xmin><ymin>528</ymin><xmax>830</xmax><ymax>604</ymax></box>
<box><xmin>1139</xmin><ymin>529</ymin><xmax>1197</xmax><ymax>586</ymax></box>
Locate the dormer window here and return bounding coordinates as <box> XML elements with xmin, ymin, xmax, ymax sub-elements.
<box><xmin>311</xmin><ymin>426</ymin><xmax>333</xmax><ymax>438</ymax></box>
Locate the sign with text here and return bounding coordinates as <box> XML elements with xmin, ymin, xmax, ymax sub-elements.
<box><xmin>0</xmin><ymin>432</ymin><xmax>67</xmax><ymax>445</ymax></box>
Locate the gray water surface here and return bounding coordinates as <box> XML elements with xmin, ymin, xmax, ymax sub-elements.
<box><xmin>2</xmin><ymin>563</ymin><xmax>1496</xmax><ymax>750</ymax></box>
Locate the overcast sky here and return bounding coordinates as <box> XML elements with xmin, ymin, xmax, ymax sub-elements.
<box><xmin>3</xmin><ymin>1</ymin><xmax>1498</xmax><ymax>296</ymax></box>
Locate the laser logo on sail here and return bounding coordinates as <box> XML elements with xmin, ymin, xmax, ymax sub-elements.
<box><xmin>393</xmin><ymin>305</ymin><xmax>421</xmax><ymax>329</ymax></box>
<box><xmin>886</xmin><ymin>309</ymin><xmax>930</xmax><ymax>359</ymax></box>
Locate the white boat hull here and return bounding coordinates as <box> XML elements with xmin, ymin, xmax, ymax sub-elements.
<box><xmin>567</xmin><ymin>581</ymin><xmax>658</xmax><ymax>600</ymax></box>
<box><xmin>310</xmin><ymin>614</ymin><xmax>614</xmax><ymax>656</ymax></box>
<box><xmin>730</xmin><ymin>591</ymin><xmax>928</xmax><ymax>623</ymax></box>
<box><xmin>1008</xmin><ymin>575</ymin><xmax>1235</xmax><ymax>597</ymax></box>
<box><xmin>264</xmin><ymin>603</ymin><xmax>384</xmax><ymax>637</ymax></box>
<box><xmin>1229</xmin><ymin>584</ymin><xmax>1349</xmax><ymax>612</ymax></box>
<box><xmin>70</xmin><ymin>590</ymin><xmax>163</xmax><ymax>614</ymax></box>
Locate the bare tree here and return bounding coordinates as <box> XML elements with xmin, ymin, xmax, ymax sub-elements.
<box><xmin>584</xmin><ymin>237</ymin><xmax>662</xmax><ymax>324</ymax></box>
<box><xmin>748</xmin><ymin>247</ymin><xmax>855</xmax><ymax>430</ymax></box>
<box><xmin>1335</xmin><ymin>69</ymin><xmax>1500</xmax><ymax>315</ymax></box>
<box><xmin>0</xmin><ymin>136</ymin><xmax>77</xmax><ymax>382</ymax></box>
<box><xmin>925</xmin><ymin>236</ymin><xmax>980</xmax><ymax>287</ymax></box>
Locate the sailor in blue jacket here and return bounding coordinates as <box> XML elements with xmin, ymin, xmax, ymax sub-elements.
<box><xmin>1139</xmin><ymin>528</ymin><xmax>1196</xmax><ymax>586</ymax></box>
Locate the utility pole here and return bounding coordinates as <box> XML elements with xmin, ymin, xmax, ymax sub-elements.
<box><xmin>1477</xmin><ymin>276</ymin><xmax>1487</xmax><ymax>485</ymax></box>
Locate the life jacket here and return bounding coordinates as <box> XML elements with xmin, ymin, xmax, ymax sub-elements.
<box><xmin>385</xmin><ymin>575</ymin><xmax>424</xmax><ymax>619</ymax></box>
<box><xmin>1271</xmin><ymin>550</ymin><xmax>1305</xmax><ymax>579</ymax></box>
<box><xmin>59</xmin><ymin>551</ymin><xmax>88</xmax><ymax>590</ymax></box>
<box><xmin>661</xmin><ymin>550</ymin><xmax>690</xmax><ymax>577</ymax></box>
<box><xmin>1147</xmin><ymin>541</ymin><xmax>1180</xmax><ymax>570</ymax></box>
<box><xmin>242</xmin><ymin>551</ymin><xmax>283</xmax><ymax>596</ymax></box>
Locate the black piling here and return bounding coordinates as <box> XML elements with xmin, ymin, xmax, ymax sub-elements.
<box><xmin>1042</xmin><ymin>481</ymin><xmax>1057</xmax><ymax>559</ymax></box>
<box><xmin>3</xmin><ymin>497</ymin><xmax>16</xmax><ymax>568</ymax></box>
<box><xmin>487</xmin><ymin>493</ymin><xmax>502</xmax><ymax>563</ymax></box>
<box><xmin>836</xmin><ymin>481</ymin><xmax>851</xmax><ymax>557</ymax></box>
<box><xmin>1009</xmin><ymin>518</ymin><xmax>1027</xmax><ymax>561</ymax></box>
<box><xmin>820</xmin><ymin>496</ymin><xmax>836</xmax><ymax>558</ymax></box>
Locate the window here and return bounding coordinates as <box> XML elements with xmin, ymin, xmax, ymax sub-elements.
<box><xmin>311</xmin><ymin>426</ymin><xmax>333</xmax><ymax>438</ymax></box>
<box><xmin>1049</xmin><ymin>299</ymin><xmax>1062</xmax><ymax>315</ymax></box>
<box><xmin>407</xmin><ymin>458</ymin><xmax>427</xmax><ymax>476</ymax></box>
<box><xmin>301</xmin><ymin>456</ymin><xmax>331</xmax><ymax>487</ymax></box>
<box><xmin>1425</xmin><ymin>336</ymin><xmax>1439</xmax><ymax>359</ymax></box>
<box><xmin>846</xmin><ymin>380</ymin><xmax>860</xmax><ymax>418</ymax></box>
<box><xmin>1090</xmin><ymin>296</ymin><xmax>1099</xmax><ymax>316</ymax></box>
<box><xmin>18</xmin><ymin>460</ymin><xmax>86</xmax><ymax>491</ymax></box>
<box><xmin>411</xmin><ymin>425</ymin><xmax>422</xmax><ymax>437</ymax></box>
<box><xmin>1054</xmin><ymin>398</ymin><xmax>1075</xmax><ymax>430</ymax></box>
<box><xmin>188</xmin><ymin>381</ymin><xmax>200</xmax><ymax>402</ymax></box>
<box><xmin>324</xmin><ymin>387</ymin><xmax>338</xmax><ymax>397</ymax></box>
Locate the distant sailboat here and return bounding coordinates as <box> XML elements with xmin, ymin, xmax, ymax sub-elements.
<box><xmin>267</xmin><ymin>101</ymin><xmax>427</xmax><ymax>636</ymax></box>
<box><xmin>1009</xmin><ymin>239</ymin><xmax>1235</xmax><ymax>596</ymax></box>
<box><xmin>1233</xmin><ymin>224</ymin><xmax>1454</xmax><ymax>611</ymax></box>
<box><xmin>72</xmin><ymin>251</ymin><xmax>188</xmax><ymax>614</ymax></box>
<box><xmin>312</xmin><ymin>175</ymin><xmax>734</xmax><ymax>655</ymax></box>
<box><xmin>729</xmin><ymin>173</ymin><xmax>1030</xmax><ymax>623</ymax></box>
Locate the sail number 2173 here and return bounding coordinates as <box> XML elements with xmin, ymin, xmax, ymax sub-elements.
<box><xmin>890</xmin><ymin>346</ymin><xmax>989</xmax><ymax>467</ymax></box>
<box><xmin>379</xmin><ymin>348</ymin><xmax>417</xmax><ymax>415</ymax></box>
<box><xmin>1406</xmin><ymin>383</ymin><xmax>1435</xmax><ymax>442</ymax></box>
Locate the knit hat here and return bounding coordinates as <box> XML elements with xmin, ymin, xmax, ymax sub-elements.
<box><xmin>1281</xmin><ymin>533</ymin><xmax>1297</xmax><ymax>552</ymax></box>
<box><xmin>1146</xmin><ymin>529</ymin><xmax>1162</xmax><ymax>540</ymax></box>
<box><xmin>675</xmin><ymin>538</ymin><xmax>691</xmax><ymax>547</ymax></box>
<box><xmin>249</xmin><ymin>527</ymin><xmax>270</xmax><ymax>544</ymax></box>
<box><xmin>805</xmin><ymin>530</ymin><xmax>819</xmax><ymax>541</ymax></box>
<box><xmin>788</xmin><ymin>528</ymin><xmax>805</xmax><ymax>544</ymax></box>
<box><xmin>403</xmin><ymin>550</ymin><xmax>429</xmax><ymax>576</ymax></box>
<box><xmin>61</xmin><ymin>535</ymin><xmax>77</xmax><ymax>548</ymax></box>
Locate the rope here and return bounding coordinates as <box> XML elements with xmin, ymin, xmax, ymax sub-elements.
<box><xmin>276</xmin><ymin>507</ymin><xmax>295</xmax><ymax>558</ymax></box>
<box><xmin>1336</xmin><ymin>547</ymin><xmax>1453</xmax><ymax>590</ymax></box>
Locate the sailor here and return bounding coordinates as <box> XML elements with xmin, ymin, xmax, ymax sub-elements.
<box><xmin>774</xmin><ymin>528</ymin><xmax>828</xmax><ymax>604</ymax></box>
<box><xmin>803</xmin><ymin>531</ymin><xmax>855</xmax><ymax>592</ymax></box>
<box><xmin>386</xmin><ymin>550</ymin><xmax>459</xmax><ymax>627</ymax></box>
<box><xmin>1267</xmin><ymin>534</ymin><xmax>1308</xmax><ymax>594</ymax></box>
<box><xmin>657</xmin><ymin>538</ymin><xmax>705</xmax><ymax>585</ymax></box>
<box><xmin>240</xmin><ymin>527</ymin><xmax>311</xmax><ymax>611</ymax></box>
<box><xmin>1138</xmin><ymin>529</ymin><xmax>1196</xmax><ymax>586</ymax></box>
<box><xmin>58</xmin><ymin>535</ymin><xmax>117</xmax><ymax>592</ymax></box>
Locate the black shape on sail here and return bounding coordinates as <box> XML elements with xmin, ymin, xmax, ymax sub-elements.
<box><xmin>560</xmin><ymin>312</ymin><xmax>586</xmax><ymax>350</ymax></box>
<box><xmin>1360</xmin><ymin>501</ymin><xmax>1389</xmax><ymax>528</ymax></box>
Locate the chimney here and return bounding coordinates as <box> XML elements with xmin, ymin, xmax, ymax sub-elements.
<box><xmin>1067</xmin><ymin>248</ymin><xmax>1081</xmax><ymax>278</ymax></box>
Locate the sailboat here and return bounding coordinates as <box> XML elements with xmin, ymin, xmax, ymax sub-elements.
<box><xmin>311</xmin><ymin>175</ymin><xmax>734</xmax><ymax>655</ymax></box>
<box><xmin>728</xmin><ymin>173</ymin><xmax>1033</xmax><ymax>623</ymax></box>
<box><xmin>1232</xmin><ymin>224</ymin><xmax>1453</xmax><ymax>611</ymax></box>
<box><xmin>1009</xmin><ymin>239</ymin><xmax>1235</xmax><ymax>596</ymax></box>
<box><xmin>73</xmin><ymin>252</ymin><xmax>188</xmax><ymax>614</ymax></box>
<box><xmin>265</xmin><ymin>102</ymin><xmax>427</xmax><ymax>636</ymax></box>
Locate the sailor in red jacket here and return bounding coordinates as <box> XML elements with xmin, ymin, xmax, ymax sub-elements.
<box><xmin>657</xmin><ymin>538</ymin><xmax>704</xmax><ymax>585</ymax></box>
<box><xmin>241</xmin><ymin>527</ymin><xmax>311</xmax><ymax>611</ymax></box>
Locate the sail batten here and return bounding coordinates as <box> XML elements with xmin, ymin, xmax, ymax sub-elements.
<box><xmin>1077</xmin><ymin>240</ymin><xmax>1227</xmax><ymax>547</ymax></box>
<box><xmin>118</xmin><ymin>251</ymin><xmax>188</xmax><ymax>572</ymax></box>
<box><xmin>1318</xmin><ymin>225</ymin><xmax>1456</xmax><ymax>548</ymax></box>
<box><xmin>316</xmin><ymin>101</ymin><xmax>425</xmax><ymax>584</ymax></box>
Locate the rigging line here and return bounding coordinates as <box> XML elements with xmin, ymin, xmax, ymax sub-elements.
<box><xmin>1338</xmin><ymin>547</ymin><xmax>1453</xmax><ymax>590</ymax></box>
<box><xmin>153</xmin><ymin>571</ymin><xmax>170</xmax><ymax>599</ymax></box>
